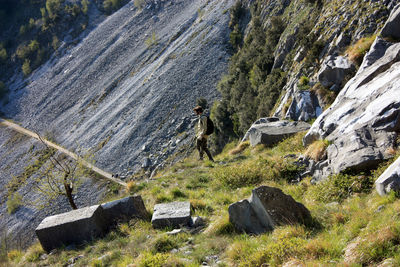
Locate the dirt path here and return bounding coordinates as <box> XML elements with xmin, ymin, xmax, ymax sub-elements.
<box><xmin>0</xmin><ymin>118</ymin><xmax>127</xmax><ymax>187</ymax></box>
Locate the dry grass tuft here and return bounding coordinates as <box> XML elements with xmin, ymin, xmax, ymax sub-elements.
<box><xmin>346</xmin><ymin>35</ymin><xmax>376</xmax><ymax>65</ymax></box>
<box><xmin>305</xmin><ymin>140</ymin><xmax>329</xmax><ymax>161</ymax></box>
<box><xmin>229</xmin><ymin>141</ymin><xmax>250</xmax><ymax>155</ymax></box>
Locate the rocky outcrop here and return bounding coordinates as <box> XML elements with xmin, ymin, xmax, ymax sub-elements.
<box><xmin>151</xmin><ymin>201</ymin><xmax>192</xmax><ymax>229</ymax></box>
<box><xmin>35</xmin><ymin>205</ymin><xmax>107</xmax><ymax>252</ymax></box>
<box><xmin>317</xmin><ymin>55</ymin><xmax>355</xmax><ymax>89</ymax></box>
<box><xmin>244</xmin><ymin>119</ymin><xmax>311</xmax><ymax>146</ymax></box>
<box><xmin>375</xmin><ymin>157</ymin><xmax>400</xmax><ymax>196</ymax></box>
<box><xmin>304</xmin><ymin>40</ymin><xmax>400</xmax><ymax>181</ymax></box>
<box><xmin>228</xmin><ymin>186</ymin><xmax>311</xmax><ymax>234</ymax></box>
<box><xmin>380</xmin><ymin>3</ymin><xmax>400</xmax><ymax>40</ymax></box>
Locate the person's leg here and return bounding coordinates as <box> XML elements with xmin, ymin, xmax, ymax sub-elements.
<box><xmin>202</xmin><ymin>138</ymin><xmax>214</xmax><ymax>162</ymax></box>
<box><xmin>196</xmin><ymin>138</ymin><xmax>204</xmax><ymax>160</ymax></box>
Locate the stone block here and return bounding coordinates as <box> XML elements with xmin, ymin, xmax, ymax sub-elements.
<box><xmin>152</xmin><ymin>201</ymin><xmax>191</xmax><ymax>229</ymax></box>
<box><xmin>101</xmin><ymin>195</ymin><xmax>149</xmax><ymax>227</ymax></box>
<box><xmin>228</xmin><ymin>186</ymin><xmax>311</xmax><ymax>234</ymax></box>
<box><xmin>35</xmin><ymin>205</ymin><xmax>107</xmax><ymax>252</ymax></box>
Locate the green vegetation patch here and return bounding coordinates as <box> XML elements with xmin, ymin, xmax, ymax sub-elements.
<box><xmin>4</xmin><ymin>147</ymin><xmax>56</xmax><ymax>204</ymax></box>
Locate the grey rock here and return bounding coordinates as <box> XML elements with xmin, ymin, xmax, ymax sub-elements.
<box><xmin>152</xmin><ymin>201</ymin><xmax>192</xmax><ymax>229</ymax></box>
<box><xmin>375</xmin><ymin>156</ymin><xmax>400</xmax><ymax>196</ymax></box>
<box><xmin>142</xmin><ymin>158</ymin><xmax>151</xmax><ymax>169</ymax></box>
<box><xmin>358</xmin><ymin>37</ymin><xmax>392</xmax><ymax>73</ymax></box>
<box><xmin>273</xmin><ymin>30</ymin><xmax>297</xmax><ymax>69</ymax></box>
<box><xmin>317</xmin><ymin>55</ymin><xmax>355</xmax><ymax>88</ymax></box>
<box><xmin>335</xmin><ymin>32</ymin><xmax>351</xmax><ymax>49</ymax></box>
<box><xmin>304</xmin><ymin>42</ymin><xmax>400</xmax><ymax>180</ymax></box>
<box><xmin>167</xmin><ymin>229</ymin><xmax>184</xmax><ymax>235</ymax></box>
<box><xmin>68</xmin><ymin>255</ymin><xmax>84</xmax><ymax>265</ymax></box>
<box><xmin>228</xmin><ymin>186</ymin><xmax>312</xmax><ymax>234</ymax></box>
<box><xmin>376</xmin><ymin>205</ymin><xmax>385</xmax><ymax>213</ymax></box>
<box><xmin>101</xmin><ymin>195</ymin><xmax>149</xmax><ymax>227</ymax></box>
<box><xmin>245</xmin><ymin>120</ymin><xmax>311</xmax><ymax>146</ymax></box>
<box><xmin>380</xmin><ymin>3</ymin><xmax>400</xmax><ymax>40</ymax></box>
<box><xmin>191</xmin><ymin>216</ymin><xmax>205</xmax><ymax>228</ymax></box>
<box><xmin>286</xmin><ymin>90</ymin><xmax>322</xmax><ymax>121</ymax></box>
<box><xmin>35</xmin><ymin>205</ymin><xmax>107</xmax><ymax>252</ymax></box>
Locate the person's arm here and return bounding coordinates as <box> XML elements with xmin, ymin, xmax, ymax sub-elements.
<box><xmin>198</xmin><ymin>115</ymin><xmax>208</xmax><ymax>139</ymax></box>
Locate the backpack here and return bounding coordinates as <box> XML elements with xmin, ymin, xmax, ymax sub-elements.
<box><xmin>205</xmin><ymin>116</ymin><xmax>214</xmax><ymax>135</ymax></box>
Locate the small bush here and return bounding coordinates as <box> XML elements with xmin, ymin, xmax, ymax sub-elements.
<box><xmin>299</xmin><ymin>76</ymin><xmax>309</xmax><ymax>86</ymax></box>
<box><xmin>0</xmin><ymin>46</ymin><xmax>7</xmax><ymax>63</ymax></box>
<box><xmin>229</xmin><ymin>141</ymin><xmax>250</xmax><ymax>155</ymax></box>
<box><xmin>103</xmin><ymin>0</ymin><xmax>122</xmax><ymax>14</ymax></box>
<box><xmin>214</xmin><ymin>161</ymin><xmax>265</xmax><ymax>188</ymax></box>
<box><xmin>6</xmin><ymin>193</ymin><xmax>23</xmax><ymax>214</ymax></box>
<box><xmin>356</xmin><ymin>223</ymin><xmax>400</xmax><ymax>264</ymax></box>
<box><xmin>25</xmin><ymin>243</ymin><xmax>44</xmax><ymax>262</ymax></box>
<box><xmin>145</xmin><ymin>32</ymin><xmax>158</xmax><ymax>48</ymax></box>
<box><xmin>152</xmin><ymin>235</ymin><xmax>178</xmax><ymax>253</ymax></box>
<box><xmin>307</xmin><ymin>173</ymin><xmax>374</xmax><ymax>203</ymax></box>
<box><xmin>311</xmin><ymin>82</ymin><xmax>337</xmax><ymax>107</ymax></box>
<box><xmin>207</xmin><ymin>214</ymin><xmax>236</xmax><ymax>236</ymax></box>
<box><xmin>134</xmin><ymin>0</ymin><xmax>146</xmax><ymax>10</ymax></box>
<box><xmin>81</xmin><ymin>0</ymin><xmax>89</xmax><ymax>14</ymax></box>
<box><xmin>135</xmin><ymin>252</ymin><xmax>170</xmax><ymax>267</ymax></box>
<box><xmin>346</xmin><ymin>35</ymin><xmax>376</xmax><ymax>65</ymax></box>
<box><xmin>22</xmin><ymin>59</ymin><xmax>32</xmax><ymax>76</ymax></box>
<box><xmin>7</xmin><ymin>250</ymin><xmax>22</xmax><ymax>262</ymax></box>
<box><xmin>171</xmin><ymin>188</ymin><xmax>186</xmax><ymax>199</ymax></box>
<box><xmin>240</xmin><ymin>237</ymin><xmax>306</xmax><ymax>266</ymax></box>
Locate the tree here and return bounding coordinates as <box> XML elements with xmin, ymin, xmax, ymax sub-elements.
<box><xmin>34</xmin><ymin>135</ymin><xmax>92</xmax><ymax>210</ymax></box>
<box><xmin>0</xmin><ymin>46</ymin><xmax>6</xmax><ymax>63</ymax></box>
<box><xmin>81</xmin><ymin>0</ymin><xmax>89</xmax><ymax>14</ymax></box>
<box><xmin>46</xmin><ymin>0</ymin><xmax>62</xmax><ymax>20</ymax></box>
<box><xmin>22</xmin><ymin>59</ymin><xmax>32</xmax><ymax>76</ymax></box>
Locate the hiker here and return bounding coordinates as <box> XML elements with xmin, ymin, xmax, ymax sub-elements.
<box><xmin>193</xmin><ymin>106</ymin><xmax>214</xmax><ymax>162</ymax></box>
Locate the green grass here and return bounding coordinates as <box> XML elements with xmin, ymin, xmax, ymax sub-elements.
<box><xmin>5</xmin><ymin>133</ymin><xmax>400</xmax><ymax>266</ymax></box>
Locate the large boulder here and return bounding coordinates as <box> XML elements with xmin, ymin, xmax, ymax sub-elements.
<box><xmin>35</xmin><ymin>205</ymin><xmax>107</xmax><ymax>252</ymax></box>
<box><xmin>244</xmin><ymin>120</ymin><xmax>311</xmax><ymax>146</ymax></box>
<box><xmin>101</xmin><ymin>195</ymin><xmax>149</xmax><ymax>227</ymax></box>
<box><xmin>228</xmin><ymin>186</ymin><xmax>312</xmax><ymax>234</ymax></box>
<box><xmin>380</xmin><ymin>3</ymin><xmax>400</xmax><ymax>40</ymax></box>
<box><xmin>375</xmin><ymin>157</ymin><xmax>400</xmax><ymax>196</ymax></box>
<box><xmin>317</xmin><ymin>55</ymin><xmax>355</xmax><ymax>88</ymax></box>
<box><xmin>151</xmin><ymin>201</ymin><xmax>192</xmax><ymax>229</ymax></box>
<box><xmin>304</xmin><ymin>41</ymin><xmax>400</xmax><ymax>181</ymax></box>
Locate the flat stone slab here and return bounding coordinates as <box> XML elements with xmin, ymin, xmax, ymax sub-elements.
<box><xmin>101</xmin><ymin>195</ymin><xmax>149</xmax><ymax>226</ymax></box>
<box><xmin>35</xmin><ymin>205</ymin><xmax>107</xmax><ymax>252</ymax></box>
<box><xmin>152</xmin><ymin>201</ymin><xmax>191</xmax><ymax>229</ymax></box>
<box><xmin>245</xmin><ymin>120</ymin><xmax>311</xmax><ymax>146</ymax></box>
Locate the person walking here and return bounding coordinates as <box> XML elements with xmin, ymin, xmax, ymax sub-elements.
<box><xmin>193</xmin><ymin>106</ymin><xmax>214</xmax><ymax>162</ymax></box>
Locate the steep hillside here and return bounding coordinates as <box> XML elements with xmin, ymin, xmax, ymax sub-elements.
<box><xmin>0</xmin><ymin>0</ymin><xmax>235</xmax><ymax>250</ymax></box>
<box><xmin>1</xmin><ymin>0</ymin><xmax>400</xmax><ymax>259</ymax></box>
<box><xmin>4</xmin><ymin>135</ymin><xmax>400</xmax><ymax>266</ymax></box>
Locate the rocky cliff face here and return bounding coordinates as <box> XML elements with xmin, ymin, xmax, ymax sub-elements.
<box><xmin>304</xmin><ymin>4</ymin><xmax>400</xmax><ymax>181</ymax></box>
